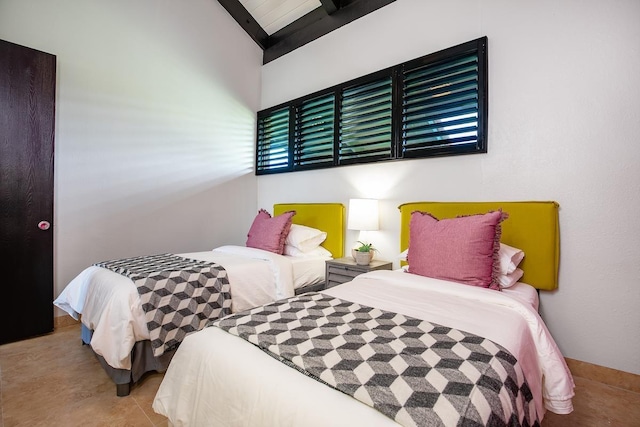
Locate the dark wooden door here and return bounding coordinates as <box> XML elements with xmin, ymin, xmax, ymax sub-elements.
<box><xmin>0</xmin><ymin>40</ymin><xmax>56</xmax><ymax>344</ymax></box>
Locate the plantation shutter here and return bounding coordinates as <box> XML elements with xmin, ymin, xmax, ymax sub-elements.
<box><xmin>339</xmin><ymin>77</ymin><xmax>393</xmax><ymax>163</ymax></box>
<box><xmin>294</xmin><ymin>93</ymin><xmax>335</xmax><ymax>168</ymax></box>
<box><xmin>256</xmin><ymin>107</ymin><xmax>290</xmax><ymax>173</ymax></box>
<box><xmin>255</xmin><ymin>38</ymin><xmax>487</xmax><ymax>175</ymax></box>
<box><xmin>401</xmin><ymin>51</ymin><xmax>482</xmax><ymax>157</ymax></box>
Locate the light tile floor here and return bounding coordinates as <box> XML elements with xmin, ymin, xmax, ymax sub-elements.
<box><xmin>1</xmin><ymin>324</ymin><xmax>639</xmax><ymax>426</ymax></box>
<box><xmin>0</xmin><ymin>325</ymin><xmax>166</xmax><ymax>426</ymax></box>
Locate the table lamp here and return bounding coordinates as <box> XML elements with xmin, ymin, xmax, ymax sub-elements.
<box><xmin>347</xmin><ymin>198</ymin><xmax>379</xmax><ymax>264</ymax></box>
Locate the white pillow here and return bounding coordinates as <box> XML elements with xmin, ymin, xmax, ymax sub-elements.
<box><xmin>498</xmin><ymin>268</ymin><xmax>524</xmax><ymax>288</ymax></box>
<box><xmin>284</xmin><ymin>244</ymin><xmax>332</xmax><ymax>258</ymax></box>
<box><xmin>499</xmin><ymin>243</ymin><xmax>524</xmax><ymax>275</ymax></box>
<box><xmin>285</xmin><ymin>224</ymin><xmax>327</xmax><ymax>253</ymax></box>
<box><xmin>398</xmin><ymin>249</ymin><xmax>408</xmax><ymax>261</ymax></box>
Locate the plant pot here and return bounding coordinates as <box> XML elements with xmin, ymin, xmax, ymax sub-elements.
<box><xmin>352</xmin><ymin>250</ymin><xmax>373</xmax><ymax>266</ymax></box>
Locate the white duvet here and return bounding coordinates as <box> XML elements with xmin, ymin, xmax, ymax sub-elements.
<box><xmin>54</xmin><ymin>246</ymin><xmax>307</xmax><ymax>370</ymax></box>
<box><xmin>153</xmin><ymin>270</ymin><xmax>574</xmax><ymax>426</ymax></box>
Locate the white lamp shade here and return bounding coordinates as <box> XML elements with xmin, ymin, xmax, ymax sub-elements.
<box><xmin>347</xmin><ymin>199</ymin><xmax>379</xmax><ymax>231</ymax></box>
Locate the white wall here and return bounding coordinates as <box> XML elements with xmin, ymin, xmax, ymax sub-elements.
<box><xmin>2</xmin><ymin>0</ymin><xmax>638</xmax><ymax>376</ymax></box>
<box><xmin>0</xmin><ymin>0</ymin><xmax>263</xmax><ymax>314</ymax></box>
<box><xmin>258</xmin><ymin>0</ymin><xmax>640</xmax><ymax>374</ymax></box>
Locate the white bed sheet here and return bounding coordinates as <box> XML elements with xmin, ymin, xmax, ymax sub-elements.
<box><xmin>502</xmin><ymin>282</ymin><xmax>540</xmax><ymax>311</ymax></box>
<box><xmin>290</xmin><ymin>255</ymin><xmax>330</xmax><ymax>290</ymax></box>
<box><xmin>398</xmin><ymin>267</ymin><xmax>541</xmax><ymax>312</ymax></box>
<box><xmin>153</xmin><ymin>270</ymin><xmax>574</xmax><ymax>426</ymax></box>
<box><xmin>54</xmin><ymin>245</ymin><xmax>321</xmax><ymax>370</ymax></box>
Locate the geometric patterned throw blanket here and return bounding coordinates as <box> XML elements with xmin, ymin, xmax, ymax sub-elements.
<box><xmin>96</xmin><ymin>253</ymin><xmax>232</xmax><ymax>357</ymax></box>
<box><xmin>212</xmin><ymin>292</ymin><xmax>539</xmax><ymax>427</ymax></box>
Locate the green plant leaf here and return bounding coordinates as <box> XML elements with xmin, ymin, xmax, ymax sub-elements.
<box><xmin>356</xmin><ymin>241</ymin><xmax>375</xmax><ymax>252</ymax></box>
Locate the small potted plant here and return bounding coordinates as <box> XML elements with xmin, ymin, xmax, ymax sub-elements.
<box><xmin>352</xmin><ymin>241</ymin><xmax>376</xmax><ymax>265</ymax></box>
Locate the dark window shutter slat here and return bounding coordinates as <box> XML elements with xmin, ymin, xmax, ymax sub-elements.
<box><xmin>404</xmin><ymin>56</ymin><xmax>478</xmax><ymax>88</ymax></box>
<box><xmin>405</xmin><ymin>116</ymin><xmax>477</xmax><ymax>136</ymax></box>
<box><xmin>404</xmin><ymin>84</ymin><xmax>478</xmax><ymax>110</ymax></box>
<box><xmin>403</xmin><ymin>134</ymin><xmax>480</xmax><ymax>155</ymax></box>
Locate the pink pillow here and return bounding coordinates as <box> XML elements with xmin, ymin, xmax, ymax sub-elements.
<box><xmin>407</xmin><ymin>210</ymin><xmax>507</xmax><ymax>290</ymax></box>
<box><xmin>246</xmin><ymin>209</ymin><xmax>295</xmax><ymax>254</ymax></box>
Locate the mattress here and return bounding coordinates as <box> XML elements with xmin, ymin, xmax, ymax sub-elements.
<box><xmin>54</xmin><ymin>245</ymin><xmax>328</xmax><ymax>370</ymax></box>
<box><xmin>153</xmin><ymin>270</ymin><xmax>574</xmax><ymax>426</ymax></box>
<box><xmin>290</xmin><ymin>255</ymin><xmax>329</xmax><ymax>290</ymax></box>
<box><xmin>502</xmin><ymin>281</ymin><xmax>540</xmax><ymax>311</ymax></box>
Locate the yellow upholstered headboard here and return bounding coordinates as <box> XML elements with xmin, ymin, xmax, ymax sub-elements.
<box><xmin>274</xmin><ymin>203</ymin><xmax>345</xmax><ymax>258</ymax></box>
<box><xmin>398</xmin><ymin>201</ymin><xmax>560</xmax><ymax>291</ymax></box>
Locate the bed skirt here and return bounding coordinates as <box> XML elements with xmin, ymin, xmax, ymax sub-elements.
<box><xmin>295</xmin><ymin>281</ymin><xmax>325</xmax><ymax>294</ymax></box>
<box><xmin>81</xmin><ymin>324</ymin><xmax>175</xmax><ymax>397</ymax></box>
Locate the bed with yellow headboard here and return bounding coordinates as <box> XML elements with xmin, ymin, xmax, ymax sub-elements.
<box><xmin>398</xmin><ymin>201</ymin><xmax>560</xmax><ymax>291</ymax></box>
<box><xmin>154</xmin><ymin>200</ymin><xmax>575</xmax><ymax>426</ymax></box>
<box><xmin>53</xmin><ymin>202</ymin><xmax>345</xmax><ymax>397</ymax></box>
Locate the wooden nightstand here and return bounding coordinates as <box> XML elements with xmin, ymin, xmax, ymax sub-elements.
<box><xmin>325</xmin><ymin>257</ymin><xmax>393</xmax><ymax>289</ymax></box>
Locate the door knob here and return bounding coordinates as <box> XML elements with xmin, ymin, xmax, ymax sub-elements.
<box><xmin>38</xmin><ymin>221</ymin><xmax>51</xmax><ymax>230</ymax></box>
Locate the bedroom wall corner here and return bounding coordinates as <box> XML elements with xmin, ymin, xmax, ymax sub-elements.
<box><xmin>0</xmin><ymin>0</ymin><xmax>262</xmax><ymax>317</ymax></box>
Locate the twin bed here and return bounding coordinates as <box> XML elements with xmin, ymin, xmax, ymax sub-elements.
<box><xmin>55</xmin><ymin>200</ymin><xmax>575</xmax><ymax>426</ymax></box>
<box><xmin>151</xmin><ymin>201</ymin><xmax>574</xmax><ymax>426</ymax></box>
<box><xmin>54</xmin><ymin>203</ymin><xmax>345</xmax><ymax>396</ymax></box>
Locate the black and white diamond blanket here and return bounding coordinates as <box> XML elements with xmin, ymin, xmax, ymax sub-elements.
<box><xmin>212</xmin><ymin>292</ymin><xmax>539</xmax><ymax>427</ymax></box>
<box><xmin>96</xmin><ymin>253</ymin><xmax>231</xmax><ymax>357</ymax></box>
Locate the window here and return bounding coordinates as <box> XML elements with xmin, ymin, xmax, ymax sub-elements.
<box><xmin>256</xmin><ymin>37</ymin><xmax>487</xmax><ymax>175</ymax></box>
<box><xmin>401</xmin><ymin>50</ymin><xmax>484</xmax><ymax>157</ymax></box>
<box><xmin>340</xmin><ymin>75</ymin><xmax>393</xmax><ymax>164</ymax></box>
<box><xmin>294</xmin><ymin>94</ymin><xmax>335</xmax><ymax>168</ymax></box>
<box><xmin>256</xmin><ymin>107</ymin><xmax>290</xmax><ymax>172</ymax></box>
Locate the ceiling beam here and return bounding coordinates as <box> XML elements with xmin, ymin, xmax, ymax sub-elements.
<box><xmin>217</xmin><ymin>0</ymin><xmax>269</xmax><ymax>50</ymax></box>
<box><xmin>319</xmin><ymin>0</ymin><xmax>341</xmax><ymax>15</ymax></box>
<box><xmin>264</xmin><ymin>0</ymin><xmax>396</xmax><ymax>64</ymax></box>
<box><xmin>217</xmin><ymin>0</ymin><xmax>396</xmax><ymax>64</ymax></box>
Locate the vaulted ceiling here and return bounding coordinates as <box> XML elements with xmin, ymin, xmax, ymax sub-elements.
<box><xmin>217</xmin><ymin>0</ymin><xmax>396</xmax><ymax>64</ymax></box>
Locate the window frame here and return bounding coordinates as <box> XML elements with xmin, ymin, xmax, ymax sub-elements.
<box><xmin>255</xmin><ymin>37</ymin><xmax>487</xmax><ymax>175</ymax></box>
